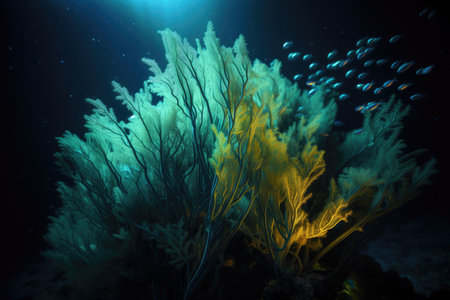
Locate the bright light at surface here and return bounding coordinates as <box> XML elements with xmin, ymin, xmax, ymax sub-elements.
<box><xmin>112</xmin><ymin>0</ymin><xmax>212</xmax><ymax>26</ymax></box>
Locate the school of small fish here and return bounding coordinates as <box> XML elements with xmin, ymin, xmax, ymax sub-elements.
<box><xmin>281</xmin><ymin>8</ymin><xmax>436</xmax><ymax>135</ymax></box>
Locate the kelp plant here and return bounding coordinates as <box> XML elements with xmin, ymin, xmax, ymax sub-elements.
<box><xmin>44</xmin><ymin>21</ymin><xmax>436</xmax><ymax>298</ymax></box>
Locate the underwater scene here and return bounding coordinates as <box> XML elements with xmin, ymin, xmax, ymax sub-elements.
<box><xmin>2</xmin><ymin>0</ymin><xmax>449</xmax><ymax>299</ymax></box>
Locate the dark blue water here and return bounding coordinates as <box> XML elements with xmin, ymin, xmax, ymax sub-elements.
<box><xmin>2</xmin><ymin>0</ymin><xmax>448</xmax><ymax>297</ymax></box>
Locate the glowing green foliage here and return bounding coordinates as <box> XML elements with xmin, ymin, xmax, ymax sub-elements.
<box><xmin>44</xmin><ymin>21</ymin><xmax>436</xmax><ymax>298</ymax></box>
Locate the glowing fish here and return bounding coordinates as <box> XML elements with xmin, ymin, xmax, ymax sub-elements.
<box><xmin>397</xmin><ymin>61</ymin><xmax>414</xmax><ymax>73</ymax></box>
<box><xmin>367</xmin><ymin>37</ymin><xmax>381</xmax><ymax>46</ymax></box>
<box><xmin>303</xmin><ymin>54</ymin><xmax>313</xmax><ymax>61</ymax></box>
<box><xmin>332</xmin><ymin>82</ymin><xmax>343</xmax><ymax>89</ymax></box>
<box><xmin>347</xmin><ymin>50</ymin><xmax>356</xmax><ymax>57</ymax></box>
<box><xmin>365</xmin><ymin>102</ymin><xmax>380</xmax><ymax>111</ymax></box>
<box><xmin>288</xmin><ymin>52</ymin><xmax>301</xmax><ymax>61</ymax></box>
<box><xmin>327</xmin><ymin>50</ymin><xmax>338</xmax><ymax>60</ymax></box>
<box><xmin>376</xmin><ymin>59</ymin><xmax>388</xmax><ymax>65</ymax></box>
<box><xmin>308</xmin><ymin>88</ymin><xmax>318</xmax><ymax>97</ymax></box>
<box><xmin>397</xmin><ymin>83</ymin><xmax>412</xmax><ymax>91</ymax></box>
<box><xmin>339</xmin><ymin>93</ymin><xmax>350</xmax><ymax>101</ymax></box>
<box><xmin>309</xmin><ymin>62</ymin><xmax>320</xmax><ymax>70</ymax></box>
<box><xmin>355</xmin><ymin>102</ymin><xmax>380</xmax><ymax>114</ymax></box>
<box><xmin>345</xmin><ymin>69</ymin><xmax>357</xmax><ymax>78</ymax></box>
<box><xmin>357</xmin><ymin>72</ymin><xmax>369</xmax><ymax>80</ymax></box>
<box><xmin>357</xmin><ymin>51</ymin><xmax>368</xmax><ymax>60</ymax></box>
<box><xmin>382</xmin><ymin>79</ymin><xmax>396</xmax><ymax>88</ymax></box>
<box><xmin>362</xmin><ymin>82</ymin><xmax>374</xmax><ymax>92</ymax></box>
<box><xmin>282</xmin><ymin>41</ymin><xmax>293</xmax><ymax>49</ymax></box>
<box><xmin>373</xmin><ymin>87</ymin><xmax>383</xmax><ymax>95</ymax></box>
<box><xmin>293</xmin><ymin>74</ymin><xmax>303</xmax><ymax>81</ymax></box>
<box><xmin>356</xmin><ymin>37</ymin><xmax>367</xmax><ymax>47</ymax></box>
<box><xmin>325</xmin><ymin>77</ymin><xmax>336</xmax><ymax>85</ymax></box>
<box><xmin>364</xmin><ymin>60</ymin><xmax>375</xmax><ymax>67</ymax></box>
<box><xmin>421</xmin><ymin>65</ymin><xmax>434</xmax><ymax>75</ymax></box>
<box><xmin>315</xmin><ymin>69</ymin><xmax>326</xmax><ymax>77</ymax></box>
<box><xmin>389</xmin><ymin>34</ymin><xmax>403</xmax><ymax>43</ymax></box>
<box><xmin>410</xmin><ymin>93</ymin><xmax>426</xmax><ymax>101</ymax></box>
<box><xmin>306</xmin><ymin>80</ymin><xmax>316</xmax><ymax>86</ymax></box>
<box><xmin>390</xmin><ymin>60</ymin><xmax>402</xmax><ymax>69</ymax></box>
<box><xmin>330</xmin><ymin>61</ymin><xmax>341</xmax><ymax>69</ymax></box>
<box><xmin>355</xmin><ymin>105</ymin><xmax>365</xmax><ymax>112</ymax></box>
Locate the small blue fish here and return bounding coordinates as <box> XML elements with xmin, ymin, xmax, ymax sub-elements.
<box><xmin>345</xmin><ymin>69</ymin><xmax>357</xmax><ymax>78</ymax></box>
<box><xmin>376</xmin><ymin>59</ymin><xmax>388</xmax><ymax>65</ymax></box>
<box><xmin>421</xmin><ymin>65</ymin><xmax>434</xmax><ymax>75</ymax></box>
<box><xmin>356</xmin><ymin>83</ymin><xmax>364</xmax><ymax>90</ymax></box>
<box><xmin>355</xmin><ymin>102</ymin><xmax>380</xmax><ymax>114</ymax></box>
<box><xmin>362</xmin><ymin>82</ymin><xmax>374</xmax><ymax>92</ymax></box>
<box><xmin>397</xmin><ymin>83</ymin><xmax>412</xmax><ymax>91</ymax></box>
<box><xmin>364</xmin><ymin>60</ymin><xmax>375</xmax><ymax>67</ymax></box>
<box><xmin>389</xmin><ymin>34</ymin><xmax>403</xmax><ymax>43</ymax></box>
<box><xmin>357</xmin><ymin>72</ymin><xmax>369</xmax><ymax>80</ymax></box>
<box><xmin>303</xmin><ymin>54</ymin><xmax>313</xmax><ymax>61</ymax></box>
<box><xmin>373</xmin><ymin>87</ymin><xmax>383</xmax><ymax>95</ymax></box>
<box><xmin>355</xmin><ymin>105</ymin><xmax>365</xmax><ymax>112</ymax></box>
<box><xmin>397</xmin><ymin>61</ymin><xmax>414</xmax><ymax>73</ymax></box>
<box><xmin>293</xmin><ymin>74</ymin><xmax>303</xmax><ymax>81</ymax></box>
<box><xmin>382</xmin><ymin>79</ymin><xmax>396</xmax><ymax>88</ymax></box>
<box><xmin>315</xmin><ymin>69</ymin><xmax>326</xmax><ymax>77</ymax></box>
<box><xmin>330</xmin><ymin>61</ymin><xmax>341</xmax><ymax>69</ymax></box>
<box><xmin>357</xmin><ymin>51</ymin><xmax>368</xmax><ymax>60</ymax></box>
<box><xmin>347</xmin><ymin>50</ymin><xmax>356</xmax><ymax>57</ymax></box>
<box><xmin>309</xmin><ymin>62</ymin><xmax>319</xmax><ymax>70</ymax></box>
<box><xmin>410</xmin><ymin>93</ymin><xmax>426</xmax><ymax>101</ymax></box>
<box><xmin>339</xmin><ymin>93</ymin><xmax>350</xmax><ymax>101</ymax></box>
<box><xmin>390</xmin><ymin>60</ymin><xmax>402</xmax><ymax>69</ymax></box>
<box><xmin>308</xmin><ymin>88</ymin><xmax>318</xmax><ymax>97</ymax></box>
<box><xmin>367</xmin><ymin>37</ymin><xmax>381</xmax><ymax>46</ymax></box>
<box><xmin>356</xmin><ymin>37</ymin><xmax>367</xmax><ymax>47</ymax></box>
<box><xmin>297</xmin><ymin>106</ymin><xmax>304</xmax><ymax>112</ymax></box>
<box><xmin>325</xmin><ymin>77</ymin><xmax>335</xmax><ymax>85</ymax></box>
<box><xmin>282</xmin><ymin>41</ymin><xmax>293</xmax><ymax>49</ymax></box>
<box><xmin>288</xmin><ymin>52</ymin><xmax>301</xmax><ymax>61</ymax></box>
<box><xmin>334</xmin><ymin>120</ymin><xmax>344</xmax><ymax>126</ymax></box>
<box><xmin>365</xmin><ymin>102</ymin><xmax>380</xmax><ymax>111</ymax></box>
<box><xmin>327</xmin><ymin>50</ymin><xmax>338</xmax><ymax>60</ymax></box>
<box><xmin>295</xmin><ymin>112</ymin><xmax>305</xmax><ymax>118</ymax></box>
<box><xmin>332</xmin><ymin>82</ymin><xmax>343</xmax><ymax>89</ymax></box>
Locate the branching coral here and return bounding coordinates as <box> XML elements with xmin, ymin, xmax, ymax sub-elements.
<box><xmin>44</xmin><ymin>21</ymin><xmax>436</xmax><ymax>299</ymax></box>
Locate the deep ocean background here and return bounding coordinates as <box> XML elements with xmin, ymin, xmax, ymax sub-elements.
<box><xmin>2</xmin><ymin>0</ymin><xmax>449</xmax><ymax>297</ymax></box>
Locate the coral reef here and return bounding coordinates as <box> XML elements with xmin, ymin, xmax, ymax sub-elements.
<box><xmin>44</xmin><ymin>21</ymin><xmax>436</xmax><ymax>299</ymax></box>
